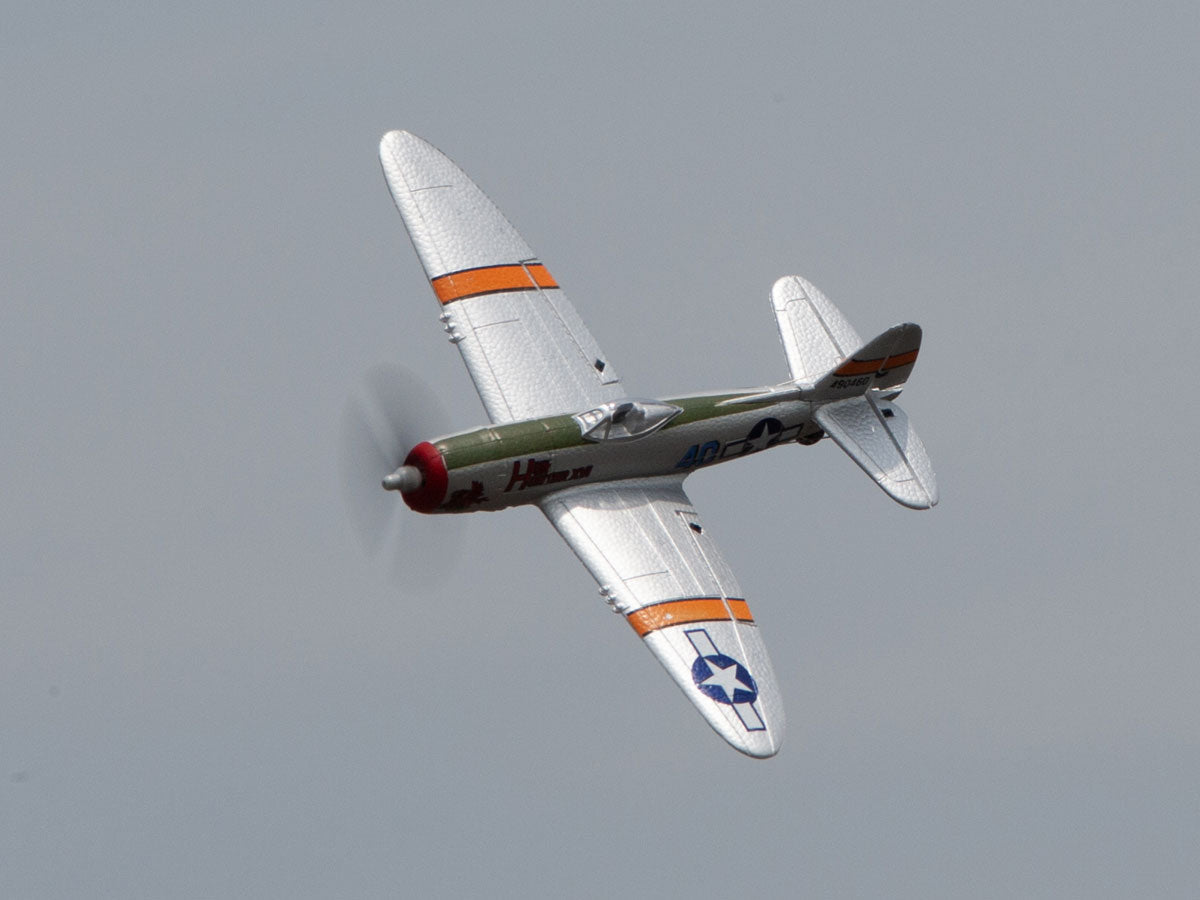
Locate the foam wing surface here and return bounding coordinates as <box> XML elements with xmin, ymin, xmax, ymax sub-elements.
<box><xmin>379</xmin><ymin>130</ymin><xmax>623</xmax><ymax>423</ymax></box>
<box><xmin>540</xmin><ymin>477</ymin><xmax>785</xmax><ymax>758</ymax></box>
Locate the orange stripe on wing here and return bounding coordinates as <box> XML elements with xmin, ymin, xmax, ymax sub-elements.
<box><xmin>431</xmin><ymin>263</ymin><xmax>558</xmax><ymax>304</ymax></box>
<box><xmin>834</xmin><ymin>348</ymin><xmax>919</xmax><ymax>377</ymax></box>
<box><xmin>626</xmin><ymin>597</ymin><xmax>754</xmax><ymax>638</ymax></box>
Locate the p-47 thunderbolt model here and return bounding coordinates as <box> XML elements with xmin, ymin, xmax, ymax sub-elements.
<box><xmin>371</xmin><ymin>131</ymin><xmax>937</xmax><ymax>757</ymax></box>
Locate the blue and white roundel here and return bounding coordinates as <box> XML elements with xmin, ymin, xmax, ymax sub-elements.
<box><xmin>683</xmin><ymin>628</ymin><xmax>766</xmax><ymax>732</ymax></box>
<box><xmin>691</xmin><ymin>653</ymin><xmax>758</xmax><ymax>705</ymax></box>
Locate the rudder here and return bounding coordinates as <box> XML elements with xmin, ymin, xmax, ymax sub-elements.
<box><xmin>807</xmin><ymin>322</ymin><xmax>922</xmax><ymax>400</ymax></box>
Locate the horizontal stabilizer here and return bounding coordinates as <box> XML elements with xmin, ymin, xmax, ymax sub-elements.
<box><xmin>772</xmin><ymin>276</ymin><xmax>863</xmax><ymax>384</ymax></box>
<box><xmin>814</xmin><ymin>395</ymin><xmax>938</xmax><ymax>509</ymax></box>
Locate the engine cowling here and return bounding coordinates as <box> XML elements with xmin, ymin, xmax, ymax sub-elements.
<box><xmin>397</xmin><ymin>441</ymin><xmax>448</xmax><ymax>513</ymax></box>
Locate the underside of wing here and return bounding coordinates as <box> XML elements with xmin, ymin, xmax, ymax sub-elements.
<box><xmin>539</xmin><ymin>477</ymin><xmax>784</xmax><ymax>758</ymax></box>
<box><xmin>379</xmin><ymin>131</ymin><xmax>623</xmax><ymax>423</ymax></box>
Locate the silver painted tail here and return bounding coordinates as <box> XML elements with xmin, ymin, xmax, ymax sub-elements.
<box><xmin>771</xmin><ymin>275</ymin><xmax>937</xmax><ymax>509</ymax></box>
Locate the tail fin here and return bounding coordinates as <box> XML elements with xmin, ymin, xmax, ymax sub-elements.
<box><xmin>807</xmin><ymin>322</ymin><xmax>922</xmax><ymax>401</ymax></box>
<box><xmin>808</xmin><ymin>325</ymin><xmax>936</xmax><ymax>509</ymax></box>
<box><xmin>771</xmin><ymin>274</ymin><xmax>936</xmax><ymax>509</ymax></box>
<box><xmin>772</xmin><ymin>275</ymin><xmax>921</xmax><ymax>396</ymax></box>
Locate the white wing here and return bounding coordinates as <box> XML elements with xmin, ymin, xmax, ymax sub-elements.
<box><xmin>379</xmin><ymin>131</ymin><xmax>623</xmax><ymax>423</ymax></box>
<box><xmin>539</xmin><ymin>477</ymin><xmax>784</xmax><ymax>758</ymax></box>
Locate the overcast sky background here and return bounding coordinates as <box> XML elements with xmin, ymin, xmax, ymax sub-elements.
<box><xmin>3</xmin><ymin>3</ymin><xmax>1197</xmax><ymax>898</ymax></box>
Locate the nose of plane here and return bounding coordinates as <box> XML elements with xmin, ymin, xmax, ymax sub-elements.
<box><xmin>396</xmin><ymin>441</ymin><xmax>449</xmax><ymax>513</ymax></box>
<box><xmin>382</xmin><ymin>465</ymin><xmax>422</xmax><ymax>492</ymax></box>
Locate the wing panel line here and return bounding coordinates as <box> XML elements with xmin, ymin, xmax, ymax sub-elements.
<box><xmin>801</xmin><ymin>287</ymin><xmax>849</xmax><ymax>358</ymax></box>
<box><xmin>680</xmin><ymin>514</ymin><xmax>761</xmax><ymax>685</ymax></box>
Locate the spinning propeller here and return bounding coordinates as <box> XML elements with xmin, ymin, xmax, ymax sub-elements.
<box><xmin>339</xmin><ymin>364</ymin><xmax>460</xmax><ymax>581</ymax></box>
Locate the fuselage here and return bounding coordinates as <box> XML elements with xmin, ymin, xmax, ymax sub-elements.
<box><xmin>399</xmin><ymin>390</ymin><xmax>825</xmax><ymax>513</ymax></box>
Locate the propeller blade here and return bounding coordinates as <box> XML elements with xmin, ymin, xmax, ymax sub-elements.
<box><xmin>365</xmin><ymin>364</ymin><xmax>447</xmax><ymax>450</ymax></box>
<box><xmin>339</xmin><ymin>398</ymin><xmax>399</xmax><ymax>556</ymax></box>
<box><xmin>339</xmin><ymin>364</ymin><xmax>463</xmax><ymax>585</ymax></box>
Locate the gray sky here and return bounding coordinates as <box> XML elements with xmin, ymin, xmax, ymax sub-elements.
<box><xmin>3</xmin><ymin>3</ymin><xmax>1197</xmax><ymax>897</ymax></box>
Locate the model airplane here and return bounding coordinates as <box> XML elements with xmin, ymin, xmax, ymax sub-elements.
<box><xmin>368</xmin><ymin>130</ymin><xmax>937</xmax><ymax>758</ymax></box>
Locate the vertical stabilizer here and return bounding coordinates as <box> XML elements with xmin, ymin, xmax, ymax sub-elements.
<box><xmin>807</xmin><ymin>322</ymin><xmax>922</xmax><ymax>400</ymax></box>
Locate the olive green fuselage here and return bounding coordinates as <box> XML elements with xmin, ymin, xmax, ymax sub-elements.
<box><xmin>421</xmin><ymin>391</ymin><xmax>822</xmax><ymax>513</ymax></box>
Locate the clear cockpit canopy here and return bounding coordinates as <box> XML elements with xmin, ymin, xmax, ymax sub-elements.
<box><xmin>573</xmin><ymin>399</ymin><xmax>683</xmax><ymax>442</ymax></box>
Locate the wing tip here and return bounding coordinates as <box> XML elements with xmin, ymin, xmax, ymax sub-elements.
<box><xmin>640</xmin><ymin>622</ymin><xmax>786</xmax><ymax>760</ymax></box>
<box><xmin>735</xmin><ymin>733</ymin><xmax>784</xmax><ymax>759</ymax></box>
<box><xmin>892</xmin><ymin>479</ymin><xmax>939</xmax><ymax>509</ymax></box>
<box><xmin>379</xmin><ymin>129</ymin><xmax>424</xmax><ymax>162</ymax></box>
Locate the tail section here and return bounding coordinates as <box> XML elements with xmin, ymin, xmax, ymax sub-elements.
<box><xmin>772</xmin><ymin>275</ymin><xmax>862</xmax><ymax>384</ymax></box>
<box><xmin>771</xmin><ymin>275</ymin><xmax>938</xmax><ymax>509</ymax></box>
<box><xmin>808</xmin><ymin>322</ymin><xmax>921</xmax><ymax>400</ymax></box>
